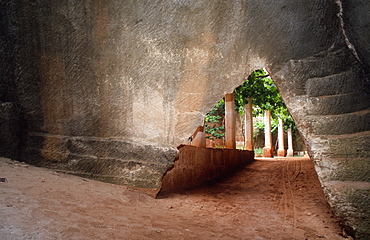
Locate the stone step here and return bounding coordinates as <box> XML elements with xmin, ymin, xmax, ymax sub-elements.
<box><xmin>307</xmin><ymin>108</ymin><xmax>370</xmax><ymax>135</ymax></box>
<box><xmin>306</xmin><ymin>131</ymin><xmax>370</xmax><ymax>165</ymax></box>
<box><xmin>316</xmin><ymin>157</ymin><xmax>370</xmax><ymax>182</ymax></box>
<box><xmin>324</xmin><ymin>180</ymin><xmax>370</xmax><ymax>238</ymax></box>
<box><xmin>277</xmin><ymin>47</ymin><xmax>358</xmax><ymax>96</ymax></box>
<box><xmin>290</xmin><ymin>48</ymin><xmax>357</xmax><ymax>79</ymax></box>
<box><xmin>306</xmin><ymin>91</ymin><xmax>369</xmax><ymax>115</ymax></box>
<box><xmin>324</xmin><ymin>131</ymin><xmax>370</xmax><ymax>159</ymax></box>
<box><xmin>306</xmin><ymin>68</ymin><xmax>365</xmax><ymax>97</ymax></box>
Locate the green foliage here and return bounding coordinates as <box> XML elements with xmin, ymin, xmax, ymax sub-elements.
<box><xmin>235</xmin><ymin>68</ymin><xmax>297</xmax><ymax>132</ymax></box>
<box><xmin>204</xmin><ymin>68</ymin><xmax>298</xmax><ymax>142</ymax></box>
<box><xmin>234</xmin><ymin>68</ymin><xmax>284</xmax><ymax>114</ymax></box>
<box><xmin>253</xmin><ymin>117</ymin><xmax>279</xmax><ymax>134</ymax></box>
<box><xmin>204</xmin><ymin>124</ymin><xmax>225</xmax><ymax>140</ymax></box>
<box><xmin>204</xmin><ymin>99</ymin><xmax>225</xmax><ymax>140</ymax></box>
<box><xmin>271</xmin><ymin>118</ymin><xmax>278</xmax><ymax>133</ymax></box>
<box><xmin>273</xmin><ymin>106</ymin><xmax>297</xmax><ymax>131</ymax></box>
<box><xmin>254</xmin><ymin>147</ymin><xmax>263</xmax><ymax>156</ymax></box>
<box><xmin>253</xmin><ymin>120</ymin><xmax>265</xmax><ymax>138</ymax></box>
<box><xmin>254</xmin><ymin>121</ymin><xmax>265</xmax><ymax>131</ymax></box>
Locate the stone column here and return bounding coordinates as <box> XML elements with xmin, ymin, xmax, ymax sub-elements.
<box><xmin>191</xmin><ymin>126</ymin><xmax>206</xmax><ymax>147</ymax></box>
<box><xmin>277</xmin><ymin>118</ymin><xmax>286</xmax><ymax>157</ymax></box>
<box><xmin>225</xmin><ymin>93</ymin><xmax>236</xmax><ymax>149</ymax></box>
<box><xmin>263</xmin><ymin>110</ymin><xmax>274</xmax><ymax>157</ymax></box>
<box><xmin>286</xmin><ymin>126</ymin><xmax>294</xmax><ymax>157</ymax></box>
<box><xmin>244</xmin><ymin>97</ymin><xmax>254</xmax><ymax>151</ymax></box>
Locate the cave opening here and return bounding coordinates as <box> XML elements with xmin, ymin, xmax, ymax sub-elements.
<box><xmin>161</xmin><ymin>68</ymin><xmax>307</xmax><ymax>194</ymax></box>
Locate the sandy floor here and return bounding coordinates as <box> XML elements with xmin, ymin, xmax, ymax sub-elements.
<box><xmin>0</xmin><ymin>157</ymin><xmax>351</xmax><ymax>240</ymax></box>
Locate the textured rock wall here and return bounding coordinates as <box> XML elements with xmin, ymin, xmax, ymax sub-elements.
<box><xmin>0</xmin><ymin>1</ymin><xmax>21</xmax><ymax>159</ymax></box>
<box><xmin>342</xmin><ymin>0</ymin><xmax>370</xmax><ymax>75</ymax></box>
<box><xmin>0</xmin><ymin>0</ymin><xmax>369</xmax><ymax>237</ymax></box>
<box><xmin>273</xmin><ymin>47</ymin><xmax>370</xmax><ymax>238</ymax></box>
<box><xmin>270</xmin><ymin>1</ymin><xmax>370</xmax><ymax>238</ymax></box>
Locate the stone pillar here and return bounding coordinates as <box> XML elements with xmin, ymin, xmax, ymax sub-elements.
<box><xmin>191</xmin><ymin>126</ymin><xmax>206</xmax><ymax>147</ymax></box>
<box><xmin>225</xmin><ymin>93</ymin><xmax>236</xmax><ymax>149</ymax></box>
<box><xmin>286</xmin><ymin>126</ymin><xmax>294</xmax><ymax>157</ymax></box>
<box><xmin>263</xmin><ymin>110</ymin><xmax>274</xmax><ymax>157</ymax></box>
<box><xmin>244</xmin><ymin>97</ymin><xmax>254</xmax><ymax>151</ymax></box>
<box><xmin>277</xmin><ymin>118</ymin><xmax>286</xmax><ymax>157</ymax></box>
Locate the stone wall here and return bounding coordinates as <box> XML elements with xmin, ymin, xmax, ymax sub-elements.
<box><xmin>272</xmin><ymin>46</ymin><xmax>370</xmax><ymax>238</ymax></box>
<box><xmin>161</xmin><ymin>145</ymin><xmax>254</xmax><ymax>194</ymax></box>
<box><xmin>0</xmin><ymin>102</ymin><xmax>20</xmax><ymax>159</ymax></box>
<box><xmin>0</xmin><ymin>0</ymin><xmax>369</xmax><ymax>238</ymax></box>
<box><xmin>0</xmin><ymin>1</ymin><xmax>20</xmax><ymax>159</ymax></box>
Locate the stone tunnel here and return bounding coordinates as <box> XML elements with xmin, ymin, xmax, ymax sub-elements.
<box><xmin>0</xmin><ymin>0</ymin><xmax>369</xmax><ymax>238</ymax></box>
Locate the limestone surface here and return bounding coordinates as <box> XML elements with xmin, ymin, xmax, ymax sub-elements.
<box><xmin>0</xmin><ymin>0</ymin><xmax>369</xmax><ymax>238</ymax></box>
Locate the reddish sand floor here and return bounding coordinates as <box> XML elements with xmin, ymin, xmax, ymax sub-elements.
<box><xmin>0</xmin><ymin>157</ymin><xmax>351</xmax><ymax>239</ymax></box>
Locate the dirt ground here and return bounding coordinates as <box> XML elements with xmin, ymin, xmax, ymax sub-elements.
<box><xmin>0</xmin><ymin>156</ymin><xmax>351</xmax><ymax>240</ymax></box>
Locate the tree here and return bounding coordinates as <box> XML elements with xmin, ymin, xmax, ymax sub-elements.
<box><xmin>234</xmin><ymin>68</ymin><xmax>283</xmax><ymax>114</ymax></box>
<box><xmin>234</xmin><ymin>68</ymin><xmax>297</xmax><ymax>133</ymax></box>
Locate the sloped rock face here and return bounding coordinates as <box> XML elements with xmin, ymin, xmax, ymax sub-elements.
<box><xmin>273</xmin><ymin>49</ymin><xmax>370</xmax><ymax>238</ymax></box>
<box><xmin>0</xmin><ymin>0</ymin><xmax>369</xmax><ymax>237</ymax></box>
<box><xmin>270</xmin><ymin>1</ymin><xmax>370</xmax><ymax>237</ymax></box>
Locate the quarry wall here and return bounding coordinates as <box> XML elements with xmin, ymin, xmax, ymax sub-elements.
<box><xmin>0</xmin><ymin>0</ymin><xmax>369</xmax><ymax>238</ymax></box>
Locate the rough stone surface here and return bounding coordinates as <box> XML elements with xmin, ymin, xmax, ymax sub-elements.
<box><xmin>0</xmin><ymin>102</ymin><xmax>20</xmax><ymax>159</ymax></box>
<box><xmin>0</xmin><ymin>1</ymin><xmax>18</xmax><ymax>103</ymax></box>
<box><xmin>0</xmin><ymin>0</ymin><xmax>369</xmax><ymax>238</ymax></box>
<box><xmin>307</xmin><ymin>109</ymin><xmax>370</xmax><ymax>135</ymax></box>
<box><xmin>20</xmin><ymin>132</ymin><xmax>178</xmax><ymax>194</ymax></box>
<box><xmin>306</xmin><ymin>69</ymin><xmax>365</xmax><ymax>97</ymax></box>
<box><xmin>342</xmin><ymin>0</ymin><xmax>370</xmax><ymax>79</ymax></box>
<box><xmin>325</xmin><ymin>181</ymin><xmax>370</xmax><ymax>239</ymax></box>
